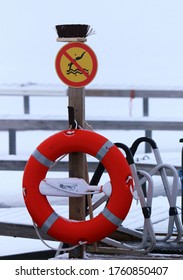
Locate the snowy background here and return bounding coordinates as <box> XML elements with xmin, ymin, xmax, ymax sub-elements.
<box><xmin>1</xmin><ymin>0</ymin><xmax>183</xmax><ymax>89</ymax></box>
<box><xmin>0</xmin><ymin>0</ymin><xmax>183</xmax><ymax>257</ymax></box>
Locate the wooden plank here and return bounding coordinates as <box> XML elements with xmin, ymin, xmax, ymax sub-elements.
<box><xmin>0</xmin><ymin>159</ymin><xmax>69</xmax><ymax>171</ymax></box>
<box><xmin>2</xmin><ymin>88</ymin><xmax>183</xmax><ymax>98</ymax></box>
<box><xmin>1</xmin><ymin>118</ymin><xmax>183</xmax><ymax>131</ymax></box>
<box><xmin>0</xmin><ymin>118</ymin><xmax>64</xmax><ymax>131</ymax></box>
<box><xmin>0</xmin><ymin>222</ymin><xmax>54</xmax><ymax>240</ymax></box>
<box><xmin>86</xmin><ymin>244</ymin><xmax>183</xmax><ymax>258</ymax></box>
<box><xmin>0</xmin><ymin>118</ymin><xmax>68</xmax><ymax>130</ymax></box>
<box><xmin>89</xmin><ymin>119</ymin><xmax>183</xmax><ymax>131</ymax></box>
<box><xmin>0</xmin><ymin>159</ymin><xmax>28</xmax><ymax>170</ymax></box>
<box><xmin>86</xmin><ymin>245</ymin><xmax>146</xmax><ymax>256</ymax></box>
<box><xmin>0</xmin><ymin>89</ymin><xmax>66</xmax><ymax>96</ymax></box>
<box><xmin>86</xmin><ymin>89</ymin><xmax>183</xmax><ymax>98</ymax></box>
<box><xmin>0</xmin><ymin>159</ymin><xmax>180</xmax><ymax>176</ymax></box>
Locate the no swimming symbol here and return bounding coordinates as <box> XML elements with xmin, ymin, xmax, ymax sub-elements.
<box><xmin>66</xmin><ymin>51</ymin><xmax>89</xmax><ymax>77</ymax></box>
<box><xmin>55</xmin><ymin>42</ymin><xmax>98</xmax><ymax>88</ymax></box>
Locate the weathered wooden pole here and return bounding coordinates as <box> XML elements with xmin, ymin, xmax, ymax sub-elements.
<box><xmin>68</xmin><ymin>87</ymin><xmax>87</xmax><ymax>258</ymax></box>
<box><xmin>55</xmin><ymin>24</ymin><xmax>97</xmax><ymax>259</ymax></box>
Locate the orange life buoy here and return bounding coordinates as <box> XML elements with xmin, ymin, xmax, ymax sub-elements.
<box><xmin>22</xmin><ymin>129</ymin><xmax>133</xmax><ymax>244</ymax></box>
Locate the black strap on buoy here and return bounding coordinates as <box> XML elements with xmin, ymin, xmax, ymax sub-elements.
<box><xmin>68</xmin><ymin>106</ymin><xmax>78</xmax><ymax>129</ymax></box>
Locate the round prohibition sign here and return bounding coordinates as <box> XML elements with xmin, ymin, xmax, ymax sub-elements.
<box><xmin>55</xmin><ymin>42</ymin><xmax>98</xmax><ymax>87</ymax></box>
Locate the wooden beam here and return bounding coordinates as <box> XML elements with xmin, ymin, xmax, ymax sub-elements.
<box><xmin>68</xmin><ymin>87</ymin><xmax>87</xmax><ymax>259</ymax></box>
<box><xmin>1</xmin><ymin>118</ymin><xmax>183</xmax><ymax>131</ymax></box>
<box><xmin>0</xmin><ymin>118</ymin><xmax>68</xmax><ymax>130</ymax></box>
<box><xmin>0</xmin><ymin>222</ymin><xmax>54</xmax><ymax>240</ymax></box>
<box><xmin>0</xmin><ymin>160</ymin><xmax>180</xmax><ymax>176</ymax></box>
<box><xmin>84</xmin><ymin>89</ymin><xmax>183</xmax><ymax>98</ymax></box>
<box><xmin>2</xmin><ymin>88</ymin><xmax>183</xmax><ymax>98</ymax></box>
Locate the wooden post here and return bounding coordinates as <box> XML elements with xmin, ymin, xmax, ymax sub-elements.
<box><xmin>9</xmin><ymin>129</ymin><xmax>16</xmax><ymax>155</ymax></box>
<box><xmin>23</xmin><ymin>96</ymin><xmax>30</xmax><ymax>114</ymax></box>
<box><xmin>54</xmin><ymin>24</ymin><xmax>96</xmax><ymax>259</ymax></box>
<box><xmin>68</xmin><ymin>86</ymin><xmax>87</xmax><ymax>259</ymax></box>
<box><xmin>143</xmin><ymin>97</ymin><xmax>152</xmax><ymax>153</ymax></box>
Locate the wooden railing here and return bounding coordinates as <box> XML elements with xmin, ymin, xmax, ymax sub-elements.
<box><xmin>1</xmin><ymin>115</ymin><xmax>183</xmax><ymax>155</ymax></box>
<box><xmin>0</xmin><ymin>88</ymin><xmax>183</xmax><ymax>169</ymax></box>
<box><xmin>0</xmin><ymin>88</ymin><xmax>182</xmax><ymax>245</ymax></box>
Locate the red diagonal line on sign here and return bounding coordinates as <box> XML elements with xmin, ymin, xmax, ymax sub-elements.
<box><xmin>64</xmin><ymin>50</ymin><xmax>89</xmax><ymax>78</ymax></box>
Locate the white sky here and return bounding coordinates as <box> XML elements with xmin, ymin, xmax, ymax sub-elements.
<box><xmin>1</xmin><ymin>0</ymin><xmax>183</xmax><ymax>89</ymax></box>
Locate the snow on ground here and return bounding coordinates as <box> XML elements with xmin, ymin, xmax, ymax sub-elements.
<box><xmin>0</xmin><ymin>0</ymin><xmax>183</xmax><ymax>259</ymax></box>
<box><xmin>1</xmin><ymin>94</ymin><xmax>183</xmax><ymax>207</ymax></box>
<box><xmin>0</xmin><ymin>88</ymin><xmax>183</xmax><ymax>257</ymax></box>
<box><xmin>0</xmin><ymin>194</ymin><xmax>181</xmax><ymax>257</ymax></box>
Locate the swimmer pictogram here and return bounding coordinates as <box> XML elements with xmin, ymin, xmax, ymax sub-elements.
<box><xmin>55</xmin><ymin>42</ymin><xmax>98</xmax><ymax>87</ymax></box>
<box><xmin>67</xmin><ymin>51</ymin><xmax>89</xmax><ymax>76</ymax></box>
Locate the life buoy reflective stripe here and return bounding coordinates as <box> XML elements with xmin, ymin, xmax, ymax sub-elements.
<box><xmin>23</xmin><ymin>130</ymin><xmax>133</xmax><ymax>244</ymax></box>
